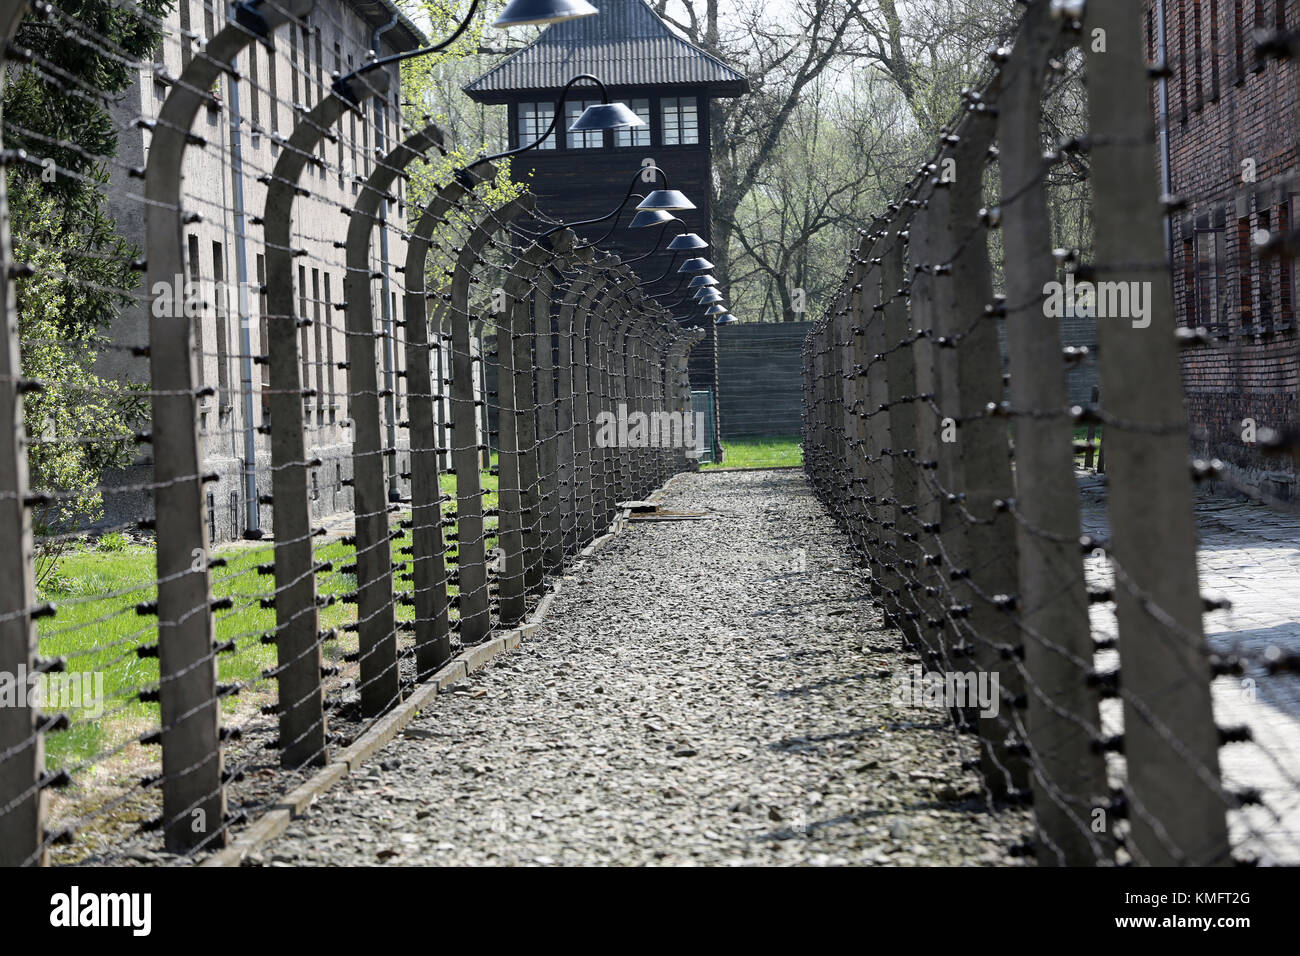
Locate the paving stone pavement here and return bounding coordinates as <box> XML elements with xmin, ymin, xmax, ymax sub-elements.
<box><xmin>251</xmin><ymin>469</ymin><xmax>1033</xmax><ymax>866</ymax></box>
<box><xmin>1080</xmin><ymin>476</ymin><xmax>1300</xmax><ymax>864</ymax></box>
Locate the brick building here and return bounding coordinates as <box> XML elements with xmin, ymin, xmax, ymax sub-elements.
<box><xmin>105</xmin><ymin>0</ymin><xmax>431</xmax><ymax>541</ymax></box>
<box><xmin>1147</xmin><ymin>0</ymin><xmax>1299</xmax><ymax>498</ymax></box>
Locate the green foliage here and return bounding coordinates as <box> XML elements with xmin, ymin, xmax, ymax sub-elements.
<box><xmin>9</xmin><ymin>179</ymin><xmax>147</xmax><ymax>579</ymax></box>
<box><xmin>398</xmin><ymin>2</ymin><xmax>529</xmax><ymax>302</ymax></box>
<box><xmin>5</xmin><ymin>0</ymin><xmax>173</xmax><ymax>198</ymax></box>
<box><xmin>702</xmin><ymin>435</ymin><xmax>804</xmax><ymax>470</ymax></box>
<box><xmin>96</xmin><ymin>531</ymin><xmax>129</xmax><ymax>552</ymax></box>
<box><xmin>2</xmin><ymin>0</ymin><xmax>172</xmax><ymax>577</ymax></box>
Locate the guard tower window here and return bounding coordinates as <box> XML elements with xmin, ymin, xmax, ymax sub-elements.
<box><xmin>517</xmin><ymin>102</ymin><xmax>557</xmax><ymax>149</ymax></box>
<box><xmin>567</xmin><ymin>100</ymin><xmax>604</xmax><ymax>148</ymax></box>
<box><xmin>615</xmin><ymin>99</ymin><xmax>651</xmax><ymax>147</ymax></box>
<box><xmin>661</xmin><ymin>97</ymin><xmax>698</xmax><ymax>145</ymax></box>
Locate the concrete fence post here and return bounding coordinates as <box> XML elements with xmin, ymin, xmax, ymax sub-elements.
<box><xmin>998</xmin><ymin>1</ymin><xmax>1112</xmax><ymax>864</ymax></box>
<box><xmin>345</xmin><ymin>121</ymin><xmax>446</xmax><ymax>716</ymax></box>
<box><xmin>144</xmin><ymin>0</ymin><xmax>313</xmax><ymax>849</ymax></box>
<box><xmin>448</xmin><ymin>195</ymin><xmax>534</xmax><ymax>644</ymax></box>
<box><xmin>401</xmin><ymin>170</ymin><xmax>486</xmax><ymax>678</ymax></box>
<box><xmin>881</xmin><ymin>213</ymin><xmax>924</xmax><ymax>648</ymax></box>
<box><xmin>940</xmin><ymin>110</ymin><xmax>1029</xmax><ymax>797</ymax></box>
<box><xmin>0</xmin><ymin>0</ymin><xmax>39</xmax><ymax>869</ymax></box>
<box><xmin>573</xmin><ymin>270</ymin><xmax>611</xmax><ymax>549</ymax></box>
<box><xmin>905</xmin><ymin>200</ymin><xmax>952</xmax><ymax>664</ymax></box>
<box><xmin>863</xmin><ymin>244</ymin><xmax>892</xmax><ymax>608</ymax></box>
<box><xmin>259</xmin><ymin>13</ymin><xmax>382</xmax><ymax>771</ymax></box>
<box><xmin>497</xmin><ymin>234</ymin><xmax>570</xmax><ymax>624</ymax></box>
<box><xmin>534</xmin><ymin>263</ymin><xmax>565</xmax><ymax>572</ymax></box>
<box><xmin>1083</xmin><ymin>0</ymin><xmax>1229</xmax><ymax>865</ymax></box>
<box><xmin>554</xmin><ymin>254</ymin><xmax>595</xmax><ymax>556</ymax></box>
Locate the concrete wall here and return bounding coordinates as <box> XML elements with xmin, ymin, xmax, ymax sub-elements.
<box><xmin>996</xmin><ymin>312</ymin><xmax>1100</xmax><ymax>409</ymax></box>
<box><xmin>717</xmin><ymin>322</ymin><xmax>810</xmax><ymax>439</ymax></box>
<box><xmin>718</xmin><ymin>317</ymin><xmax>1100</xmax><ymax>446</ymax></box>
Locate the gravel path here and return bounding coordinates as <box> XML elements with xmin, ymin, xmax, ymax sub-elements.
<box><xmin>252</xmin><ymin>469</ymin><xmax>1032</xmax><ymax>866</ymax></box>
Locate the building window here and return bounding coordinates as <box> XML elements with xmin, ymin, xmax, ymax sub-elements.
<box><xmin>615</xmin><ymin>99</ymin><xmax>651</xmax><ymax>147</ymax></box>
<box><xmin>1279</xmin><ymin>199</ymin><xmax>1294</xmax><ymax>327</ymax></box>
<box><xmin>1253</xmin><ymin>2</ymin><xmax>1268</xmax><ymax>70</ymax></box>
<box><xmin>267</xmin><ymin>27</ymin><xmax>279</xmax><ymax>150</ymax></box>
<box><xmin>1233</xmin><ymin>1</ymin><xmax>1245</xmax><ymax>81</ymax></box>
<box><xmin>1192</xmin><ymin>0</ymin><xmax>1204</xmax><ymax>109</ymax></box>
<box><xmin>248</xmin><ymin>42</ymin><xmax>261</xmax><ymax>143</ymax></box>
<box><xmin>324</xmin><ymin>272</ymin><xmax>336</xmax><ymax>422</ymax></box>
<box><xmin>179</xmin><ymin>0</ymin><xmax>192</xmax><ymax>68</ymax></box>
<box><xmin>517</xmin><ymin>102</ymin><xmax>557</xmax><ymax>149</ymax></box>
<box><xmin>1177</xmin><ymin>1</ymin><xmax>1189</xmax><ymax>120</ymax></box>
<box><xmin>257</xmin><ymin>253</ymin><xmax>270</xmax><ymax>424</ymax></box>
<box><xmin>312</xmin><ymin>268</ymin><xmax>323</xmax><ymax>424</ymax></box>
<box><xmin>1258</xmin><ymin>209</ymin><xmax>1274</xmax><ymax>331</ymax></box>
<box><xmin>289</xmin><ymin>22</ymin><xmax>300</xmax><ymax>105</ymax></box>
<box><xmin>335</xmin><ymin>43</ymin><xmax>344</xmax><ymax>188</ymax></box>
<box><xmin>661</xmin><ymin>97</ymin><xmax>699</xmax><ymax>145</ymax></box>
<box><xmin>314</xmin><ymin>28</ymin><xmax>325</xmax><ymax>171</ymax></box>
<box><xmin>566</xmin><ymin>99</ymin><xmax>603</xmax><ymax>148</ymax></box>
<box><xmin>299</xmin><ymin>264</ymin><xmax>311</xmax><ymax>419</ymax></box>
<box><xmin>1194</xmin><ymin>219</ymin><xmax>1226</xmax><ymax>332</ymax></box>
<box><xmin>213</xmin><ymin>240</ymin><xmax>230</xmax><ymax>411</ymax></box>
<box><xmin>187</xmin><ymin>233</ymin><xmax>203</xmax><ymax>379</ymax></box>
<box><xmin>1209</xmin><ymin>0</ymin><xmax>1221</xmax><ymax>101</ymax></box>
<box><xmin>1238</xmin><ymin>215</ymin><xmax>1254</xmax><ymax>330</ymax></box>
<box><xmin>1182</xmin><ymin>237</ymin><xmax>1197</xmax><ymax>325</ymax></box>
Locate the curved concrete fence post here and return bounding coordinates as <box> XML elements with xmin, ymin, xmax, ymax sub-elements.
<box><xmin>594</xmin><ymin>267</ymin><xmax>636</xmax><ymax>528</ymax></box>
<box><xmin>260</xmin><ymin>25</ymin><xmax>386</xmax><ymax>770</ymax></box>
<box><xmin>997</xmin><ymin>3</ymin><xmax>1112</xmax><ymax>866</ymax></box>
<box><xmin>144</xmin><ymin>0</ymin><xmax>312</xmax><ymax>850</ymax></box>
<box><xmin>584</xmin><ymin>265</ymin><xmax>623</xmax><ymax>534</ymax></box>
<box><xmin>553</xmin><ymin>250</ymin><xmax>596</xmax><ymax>556</ymax></box>
<box><xmin>448</xmin><ymin>195</ymin><xmax>535</xmax><ymax>644</ymax></box>
<box><xmin>572</xmin><ymin>268</ymin><xmax>613</xmax><ymax>548</ymax></box>
<box><xmin>497</xmin><ymin>231</ymin><xmax>572</xmax><ymax>625</ymax></box>
<box><xmin>611</xmin><ymin>299</ymin><xmax>638</xmax><ymax>511</ymax></box>
<box><xmin>533</xmin><ymin>259</ymin><xmax>566</xmax><ymax>576</ymax></box>
<box><xmin>402</xmin><ymin>167</ymin><xmax>487</xmax><ymax>679</ymax></box>
<box><xmin>1082</xmin><ymin>0</ymin><xmax>1229</xmax><ymax>866</ymax></box>
<box><xmin>344</xmin><ymin>121</ymin><xmax>447</xmax><ymax>717</ymax></box>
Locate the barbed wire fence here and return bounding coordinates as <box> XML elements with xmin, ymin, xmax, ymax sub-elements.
<box><xmin>804</xmin><ymin>0</ymin><xmax>1300</xmax><ymax>865</ymax></box>
<box><xmin>0</xmin><ymin>0</ymin><xmax>705</xmax><ymax>866</ymax></box>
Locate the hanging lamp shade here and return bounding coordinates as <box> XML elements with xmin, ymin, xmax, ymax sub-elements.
<box><xmin>494</xmin><ymin>0</ymin><xmax>599</xmax><ymax>27</ymax></box>
<box><xmin>667</xmin><ymin>232</ymin><xmax>708</xmax><ymax>251</ymax></box>
<box><xmin>696</xmin><ymin>292</ymin><xmax>724</xmax><ymax>305</ymax></box>
<box><xmin>569</xmin><ymin>101</ymin><xmax>645</xmax><ymax>131</ymax></box>
<box><xmin>705</xmin><ymin>304</ymin><xmax>729</xmax><ymax>316</ymax></box>
<box><xmin>687</xmin><ymin>275</ymin><xmax>718</xmax><ymax>289</ymax></box>
<box><xmin>628</xmin><ymin>208</ymin><xmax>674</xmax><ymax>229</ymax></box>
<box><xmin>637</xmin><ymin>189</ymin><xmax>696</xmax><ymax>211</ymax></box>
<box><xmin>678</xmin><ymin>257</ymin><xmax>714</xmax><ymax>273</ymax></box>
<box><xmin>715</xmin><ymin>313</ymin><xmax>737</xmax><ymax>325</ymax></box>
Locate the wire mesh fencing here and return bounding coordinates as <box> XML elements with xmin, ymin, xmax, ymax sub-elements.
<box><xmin>0</xmin><ymin>0</ymin><xmax>705</xmax><ymax>866</ymax></box>
<box><xmin>803</xmin><ymin>0</ymin><xmax>1300</xmax><ymax>865</ymax></box>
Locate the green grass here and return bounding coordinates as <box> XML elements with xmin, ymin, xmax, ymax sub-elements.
<box><xmin>702</xmin><ymin>435</ymin><xmax>804</xmax><ymax>470</ymax></box>
<box><xmin>1073</xmin><ymin>426</ymin><xmax>1102</xmax><ymax>466</ymax></box>
<box><xmin>35</xmin><ymin>466</ymin><xmax>499</xmax><ymax>769</ymax></box>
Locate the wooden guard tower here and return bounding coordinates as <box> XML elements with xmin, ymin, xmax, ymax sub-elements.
<box><xmin>464</xmin><ymin>0</ymin><xmax>748</xmax><ymax>459</ymax></box>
